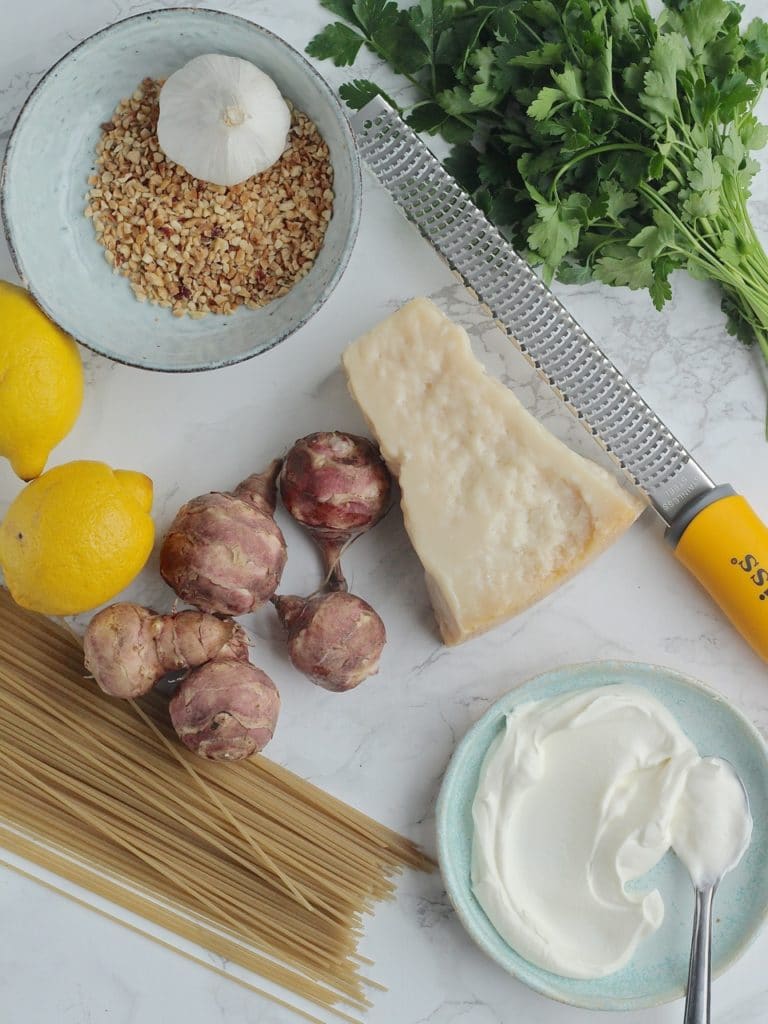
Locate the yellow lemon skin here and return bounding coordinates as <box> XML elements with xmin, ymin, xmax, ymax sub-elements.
<box><xmin>0</xmin><ymin>280</ymin><xmax>84</xmax><ymax>480</ymax></box>
<box><xmin>0</xmin><ymin>461</ymin><xmax>154</xmax><ymax>615</ymax></box>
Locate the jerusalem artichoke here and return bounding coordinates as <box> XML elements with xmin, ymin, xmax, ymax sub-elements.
<box><xmin>84</xmin><ymin>603</ymin><xmax>243</xmax><ymax>699</ymax></box>
<box><xmin>169</xmin><ymin>657</ymin><xmax>281</xmax><ymax>760</ymax></box>
<box><xmin>160</xmin><ymin>460</ymin><xmax>287</xmax><ymax>615</ymax></box>
<box><xmin>272</xmin><ymin>591</ymin><xmax>386</xmax><ymax>692</ymax></box>
<box><xmin>280</xmin><ymin>432</ymin><xmax>391</xmax><ymax>591</ymax></box>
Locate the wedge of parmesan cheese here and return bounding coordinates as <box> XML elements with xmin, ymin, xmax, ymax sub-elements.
<box><xmin>342</xmin><ymin>298</ymin><xmax>644</xmax><ymax>645</ymax></box>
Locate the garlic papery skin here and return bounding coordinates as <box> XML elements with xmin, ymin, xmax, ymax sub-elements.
<box><xmin>157</xmin><ymin>54</ymin><xmax>291</xmax><ymax>187</ymax></box>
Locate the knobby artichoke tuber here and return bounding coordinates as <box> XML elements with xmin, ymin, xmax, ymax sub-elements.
<box><xmin>84</xmin><ymin>603</ymin><xmax>244</xmax><ymax>699</ymax></box>
<box><xmin>160</xmin><ymin>460</ymin><xmax>287</xmax><ymax>615</ymax></box>
<box><xmin>169</xmin><ymin>657</ymin><xmax>281</xmax><ymax>760</ymax></box>
<box><xmin>272</xmin><ymin>591</ymin><xmax>386</xmax><ymax>692</ymax></box>
<box><xmin>279</xmin><ymin>432</ymin><xmax>391</xmax><ymax>591</ymax></box>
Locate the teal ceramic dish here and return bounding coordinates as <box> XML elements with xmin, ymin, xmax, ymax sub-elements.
<box><xmin>0</xmin><ymin>8</ymin><xmax>361</xmax><ymax>372</ymax></box>
<box><xmin>436</xmin><ymin>661</ymin><xmax>768</xmax><ymax>1011</ymax></box>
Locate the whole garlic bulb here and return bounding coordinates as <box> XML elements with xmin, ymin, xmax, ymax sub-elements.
<box><xmin>157</xmin><ymin>54</ymin><xmax>291</xmax><ymax>187</ymax></box>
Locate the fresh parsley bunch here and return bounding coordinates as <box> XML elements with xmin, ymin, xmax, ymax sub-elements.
<box><xmin>308</xmin><ymin>0</ymin><xmax>768</xmax><ymax>380</ymax></box>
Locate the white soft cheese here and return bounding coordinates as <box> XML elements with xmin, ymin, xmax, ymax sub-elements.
<box><xmin>471</xmin><ymin>685</ymin><xmax>753</xmax><ymax>979</ymax></box>
<box><xmin>343</xmin><ymin>298</ymin><xmax>644</xmax><ymax>644</ymax></box>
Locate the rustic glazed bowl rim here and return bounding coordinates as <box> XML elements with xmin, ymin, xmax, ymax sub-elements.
<box><xmin>0</xmin><ymin>7</ymin><xmax>362</xmax><ymax>373</ymax></box>
<box><xmin>436</xmin><ymin>659</ymin><xmax>768</xmax><ymax>1011</ymax></box>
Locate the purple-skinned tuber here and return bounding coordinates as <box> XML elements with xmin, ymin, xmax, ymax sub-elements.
<box><xmin>84</xmin><ymin>603</ymin><xmax>247</xmax><ymax>699</ymax></box>
<box><xmin>169</xmin><ymin>657</ymin><xmax>280</xmax><ymax>761</ymax></box>
<box><xmin>160</xmin><ymin>460</ymin><xmax>287</xmax><ymax>615</ymax></box>
<box><xmin>272</xmin><ymin>591</ymin><xmax>386</xmax><ymax>692</ymax></box>
<box><xmin>279</xmin><ymin>432</ymin><xmax>391</xmax><ymax>591</ymax></box>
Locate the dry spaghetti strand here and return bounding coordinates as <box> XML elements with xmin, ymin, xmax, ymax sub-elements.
<box><xmin>0</xmin><ymin>589</ymin><xmax>433</xmax><ymax>1020</ymax></box>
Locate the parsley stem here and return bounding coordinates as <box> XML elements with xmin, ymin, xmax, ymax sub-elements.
<box><xmin>516</xmin><ymin>17</ymin><xmax>545</xmax><ymax>48</ymax></box>
<box><xmin>609</xmin><ymin>97</ymin><xmax>657</xmax><ymax>138</ymax></box>
<box><xmin>637</xmin><ymin>183</ymin><xmax>768</xmax><ymax>332</ymax></box>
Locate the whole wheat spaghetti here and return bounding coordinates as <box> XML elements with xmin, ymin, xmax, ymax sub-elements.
<box><xmin>0</xmin><ymin>588</ymin><xmax>432</xmax><ymax>1021</ymax></box>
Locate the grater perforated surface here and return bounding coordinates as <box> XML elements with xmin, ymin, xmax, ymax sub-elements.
<box><xmin>351</xmin><ymin>97</ymin><xmax>714</xmax><ymax>525</ymax></box>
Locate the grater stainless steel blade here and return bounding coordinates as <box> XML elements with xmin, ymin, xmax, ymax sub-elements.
<box><xmin>350</xmin><ymin>96</ymin><xmax>768</xmax><ymax>664</ymax></box>
<box><xmin>351</xmin><ymin>96</ymin><xmax>713</xmax><ymax>528</ymax></box>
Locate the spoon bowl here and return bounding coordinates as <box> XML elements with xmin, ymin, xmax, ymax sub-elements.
<box><xmin>682</xmin><ymin>760</ymin><xmax>752</xmax><ymax>1024</ymax></box>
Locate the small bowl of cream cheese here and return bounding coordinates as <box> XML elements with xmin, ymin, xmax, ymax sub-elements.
<box><xmin>436</xmin><ymin>662</ymin><xmax>768</xmax><ymax>1010</ymax></box>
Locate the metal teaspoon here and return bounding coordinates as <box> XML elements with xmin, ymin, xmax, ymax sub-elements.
<box><xmin>682</xmin><ymin>764</ymin><xmax>751</xmax><ymax>1024</ymax></box>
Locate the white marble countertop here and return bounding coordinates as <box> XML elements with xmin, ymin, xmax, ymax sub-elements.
<box><xmin>2</xmin><ymin>2</ymin><xmax>768</xmax><ymax>1022</ymax></box>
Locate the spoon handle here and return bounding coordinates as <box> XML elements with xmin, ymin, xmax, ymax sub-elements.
<box><xmin>684</xmin><ymin>885</ymin><xmax>715</xmax><ymax>1024</ymax></box>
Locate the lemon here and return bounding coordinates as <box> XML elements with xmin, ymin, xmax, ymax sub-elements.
<box><xmin>0</xmin><ymin>461</ymin><xmax>155</xmax><ymax>615</ymax></box>
<box><xmin>0</xmin><ymin>280</ymin><xmax>84</xmax><ymax>480</ymax></box>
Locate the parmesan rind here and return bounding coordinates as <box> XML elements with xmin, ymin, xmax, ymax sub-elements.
<box><xmin>342</xmin><ymin>298</ymin><xmax>644</xmax><ymax>645</ymax></box>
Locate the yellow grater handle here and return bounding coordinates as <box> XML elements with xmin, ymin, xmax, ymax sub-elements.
<box><xmin>673</xmin><ymin>494</ymin><xmax>768</xmax><ymax>661</ymax></box>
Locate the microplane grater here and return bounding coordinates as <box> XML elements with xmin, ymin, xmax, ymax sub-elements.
<box><xmin>351</xmin><ymin>96</ymin><xmax>768</xmax><ymax>664</ymax></box>
<box><xmin>351</xmin><ymin>97</ymin><xmax>715</xmax><ymax>526</ymax></box>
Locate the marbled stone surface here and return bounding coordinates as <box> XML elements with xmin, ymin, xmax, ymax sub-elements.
<box><xmin>1</xmin><ymin>2</ymin><xmax>768</xmax><ymax>1022</ymax></box>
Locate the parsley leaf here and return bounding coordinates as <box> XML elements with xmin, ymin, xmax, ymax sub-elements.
<box><xmin>527</xmin><ymin>87</ymin><xmax>565</xmax><ymax>120</ymax></box>
<box><xmin>319</xmin><ymin>0</ymin><xmax>359</xmax><ymax>20</ymax></box>
<box><xmin>552</xmin><ymin>65</ymin><xmax>585</xmax><ymax>102</ymax></box>
<box><xmin>509</xmin><ymin>43</ymin><xmax>566</xmax><ymax>69</ymax></box>
<box><xmin>650</xmin><ymin>268</ymin><xmax>674</xmax><ymax>310</ymax></box>
<box><xmin>406</xmin><ymin>101</ymin><xmax>448</xmax><ymax>132</ymax></box>
<box><xmin>688</xmin><ymin>148</ymin><xmax>723</xmax><ymax>192</ymax></box>
<box><xmin>683</xmin><ymin>190</ymin><xmax>721</xmax><ymax>219</ymax></box>
<box><xmin>639</xmin><ymin>34</ymin><xmax>690</xmax><ymax>122</ymax></box>
<box><xmin>528</xmin><ymin>192</ymin><xmax>590</xmax><ymax>280</ymax></box>
<box><xmin>437</xmin><ymin>85</ymin><xmax>476</xmax><ymax>116</ymax></box>
<box><xmin>675</xmin><ymin>0</ymin><xmax>732</xmax><ymax>56</ymax></box>
<box><xmin>306</xmin><ymin>23</ymin><xmax>365</xmax><ymax>65</ymax></box>
<box><xmin>595</xmin><ymin>252</ymin><xmax>656</xmax><ymax>290</ymax></box>
<box><xmin>602</xmin><ymin>181</ymin><xmax>638</xmax><ymax>220</ymax></box>
<box><xmin>351</xmin><ymin>0</ymin><xmax>399</xmax><ymax>35</ymax></box>
<box><xmin>444</xmin><ymin>142</ymin><xmax>480</xmax><ymax>190</ymax></box>
<box><xmin>338</xmin><ymin>79</ymin><xmax>397</xmax><ymax>110</ymax></box>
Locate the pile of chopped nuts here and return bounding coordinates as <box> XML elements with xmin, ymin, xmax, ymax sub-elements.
<box><xmin>85</xmin><ymin>78</ymin><xmax>334</xmax><ymax>318</ymax></box>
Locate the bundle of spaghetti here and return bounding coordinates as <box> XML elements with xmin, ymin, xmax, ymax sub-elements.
<box><xmin>0</xmin><ymin>589</ymin><xmax>433</xmax><ymax>1022</ymax></box>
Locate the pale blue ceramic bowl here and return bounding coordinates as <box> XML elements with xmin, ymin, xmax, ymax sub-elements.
<box><xmin>436</xmin><ymin>661</ymin><xmax>768</xmax><ymax>1010</ymax></box>
<box><xmin>0</xmin><ymin>8</ymin><xmax>361</xmax><ymax>372</ymax></box>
